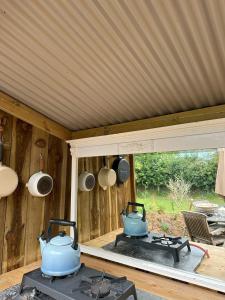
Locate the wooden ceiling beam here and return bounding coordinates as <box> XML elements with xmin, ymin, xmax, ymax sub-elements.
<box><xmin>72</xmin><ymin>104</ymin><xmax>225</xmax><ymax>139</ymax></box>
<box><xmin>0</xmin><ymin>91</ymin><xmax>71</xmax><ymax>140</ymax></box>
<box><xmin>2</xmin><ymin>90</ymin><xmax>225</xmax><ymax>141</ymax></box>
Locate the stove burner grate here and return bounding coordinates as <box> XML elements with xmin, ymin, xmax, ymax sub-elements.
<box><xmin>152</xmin><ymin>235</ymin><xmax>183</xmax><ymax>246</ymax></box>
<box><xmin>73</xmin><ymin>273</ymin><xmax>129</xmax><ymax>299</ymax></box>
<box><xmin>17</xmin><ymin>265</ymin><xmax>137</xmax><ymax>300</ymax></box>
<box><xmin>115</xmin><ymin>232</ymin><xmax>191</xmax><ymax>263</ymax></box>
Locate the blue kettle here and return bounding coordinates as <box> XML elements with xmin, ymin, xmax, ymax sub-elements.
<box><xmin>39</xmin><ymin>219</ymin><xmax>81</xmax><ymax>277</ymax></box>
<box><xmin>121</xmin><ymin>202</ymin><xmax>148</xmax><ymax>237</ymax></box>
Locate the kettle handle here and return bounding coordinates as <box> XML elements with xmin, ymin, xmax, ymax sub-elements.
<box><xmin>47</xmin><ymin>219</ymin><xmax>78</xmax><ymax>250</ymax></box>
<box><xmin>126</xmin><ymin>202</ymin><xmax>146</xmax><ymax>222</ymax></box>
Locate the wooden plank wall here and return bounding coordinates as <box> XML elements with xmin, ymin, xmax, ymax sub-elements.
<box><xmin>0</xmin><ymin>109</ymin><xmax>69</xmax><ymax>274</ymax></box>
<box><xmin>0</xmin><ymin>108</ymin><xmax>136</xmax><ymax>273</ymax></box>
<box><xmin>77</xmin><ymin>155</ymin><xmax>135</xmax><ymax>243</ymax></box>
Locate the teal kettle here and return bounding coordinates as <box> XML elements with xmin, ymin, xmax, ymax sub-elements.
<box><xmin>121</xmin><ymin>202</ymin><xmax>148</xmax><ymax>237</ymax></box>
<box><xmin>39</xmin><ymin>219</ymin><xmax>81</xmax><ymax>277</ymax></box>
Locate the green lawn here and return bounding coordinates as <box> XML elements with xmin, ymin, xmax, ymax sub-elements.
<box><xmin>136</xmin><ymin>189</ymin><xmax>224</xmax><ymax>214</ymax></box>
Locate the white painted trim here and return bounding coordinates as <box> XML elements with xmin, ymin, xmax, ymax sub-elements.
<box><xmin>70</xmin><ymin>148</ymin><xmax>78</xmax><ymax>236</ymax></box>
<box><xmin>68</xmin><ymin>118</ymin><xmax>225</xmax><ymax>157</ymax></box>
<box><xmin>80</xmin><ymin>245</ymin><xmax>225</xmax><ymax>293</ymax></box>
<box><xmin>68</xmin><ymin>118</ymin><xmax>225</xmax><ymax>292</ymax></box>
<box><xmin>68</xmin><ymin>117</ymin><xmax>225</xmax><ymax>148</ymax></box>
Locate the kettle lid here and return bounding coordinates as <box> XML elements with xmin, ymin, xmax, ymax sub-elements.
<box><xmin>127</xmin><ymin>211</ymin><xmax>142</xmax><ymax>219</ymax></box>
<box><xmin>50</xmin><ymin>231</ymin><xmax>72</xmax><ymax>246</ymax></box>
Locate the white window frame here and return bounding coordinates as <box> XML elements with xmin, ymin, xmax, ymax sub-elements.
<box><xmin>68</xmin><ymin>118</ymin><xmax>225</xmax><ymax>293</ymax></box>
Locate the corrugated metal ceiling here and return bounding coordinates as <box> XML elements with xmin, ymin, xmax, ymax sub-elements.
<box><xmin>1</xmin><ymin>0</ymin><xmax>225</xmax><ymax>130</ymax></box>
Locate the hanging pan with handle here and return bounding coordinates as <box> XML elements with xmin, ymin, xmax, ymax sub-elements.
<box><xmin>78</xmin><ymin>159</ymin><xmax>95</xmax><ymax>192</ymax></box>
<box><xmin>112</xmin><ymin>155</ymin><xmax>130</xmax><ymax>184</ymax></box>
<box><xmin>98</xmin><ymin>156</ymin><xmax>116</xmax><ymax>190</ymax></box>
<box><xmin>0</xmin><ymin>122</ymin><xmax>19</xmax><ymax>198</ymax></box>
<box><xmin>26</xmin><ymin>154</ymin><xmax>53</xmax><ymax>197</ymax></box>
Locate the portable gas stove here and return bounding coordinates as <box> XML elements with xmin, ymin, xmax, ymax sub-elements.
<box><xmin>115</xmin><ymin>232</ymin><xmax>191</xmax><ymax>263</ymax></box>
<box><xmin>16</xmin><ymin>263</ymin><xmax>137</xmax><ymax>300</ymax></box>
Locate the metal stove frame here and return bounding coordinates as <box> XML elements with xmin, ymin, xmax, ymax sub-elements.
<box><xmin>18</xmin><ymin>265</ymin><xmax>137</xmax><ymax>300</ymax></box>
<box><xmin>115</xmin><ymin>233</ymin><xmax>191</xmax><ymax>263</ymax></box>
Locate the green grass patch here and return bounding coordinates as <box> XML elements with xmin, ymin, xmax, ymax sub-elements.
<box><xmin>136</xmin><ymin>189</ymin><xmax>224</xmax><ymax>214</ymax></box>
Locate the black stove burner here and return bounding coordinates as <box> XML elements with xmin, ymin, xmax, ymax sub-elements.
<box><xmin>77</xmin><ymin>274</ymin><xmax>129</xmax><ymax>299</ymax></box>
<box><xmin>41</xmin><ymin>265</ymin><xmax>82</xmax><ymax>284</ymax></box>
<box><xmin>90</xmin><ymin>277</ymin><xmax>111</xmax><ymax>298</ymax></box>
<box><xmin>152</xmin><ymin>235</ymin><xmax>183</xmax><ymax>246</ymax></box>
<box><xmin>16</xmin><ymin>264</ymin><xmax>137</xmax><ymax>300</ymax></box>
<box><xmin>115</xmin><ymin>232</ymin><xmax>191</xmax><ymax>263</ymax></box>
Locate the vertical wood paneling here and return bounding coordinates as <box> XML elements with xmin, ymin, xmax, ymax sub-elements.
<box><xmin>0</xmin><ymin>113</ymin><xmax>13</xmax><ymax>274</ymax></box>
<box><xmin>105</xmin><ymin>157</ymin><xmax>112</xmax><ymax>234</ymax></box>
<box><xmin>24</xmin><ymin>128</ymin><xmax>49</xmax><ymax>265</ymax></box>
<box><xmin>78</xmin><ymin>155</ymin><xmax>134</xmax><ymax>243</ymax></box>
<box><xmin>44</xmin><ymin>135</ymin><xmax>67</xmax><ymax>235</ymax></box>
<box><xmin>90</xmin><ymin>157</ymin><xmax>100</xmax><ymax>240</ymax></box>
<box><xmin>0</xmin><ymin>108</ymin><xmax>135</xmax><ymax>273</ymax></box>
<box><xmin>99</xmin><ymin>187</ymin><xmax>108</xmax><ymax>236</ymax></box>
<box><xmin>0</xmin><ymin>109</ymin><xmax>70</xmax><ymax>274</ymax></box>
<box><xmin>2</xmin><ymin>119</ymin><xmax>32</xmax><ymax>272</ymax></box>
<box><xmin>110</xmin><ymin>183</ymin><xmax>118</xmax><ymax>231</ymax></box>
<box><xmin>78</xmin><ymin>158</ymin><xmax>91</xmax><ymax>243</ymax></box>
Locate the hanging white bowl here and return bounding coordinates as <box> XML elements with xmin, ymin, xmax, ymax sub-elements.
<box><xmin>26</xmin><ymin>171</ymin><xmax>53</xmax><ymax>197</ymax></box>
<box><xmin>78</xmin><ymin>171</ymin><xmax>95</xmax><ymax>192</ymax></box>
<box><xmin>0</xmin><ymin>162</ymin><xmax>18</xmax><ymax>198</ymax></box>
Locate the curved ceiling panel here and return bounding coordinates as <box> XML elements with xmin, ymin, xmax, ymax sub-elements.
<box><xmin>0</xmin><ymin>0</ymin><xmax>225</xmax><ymax>130</ymax></box>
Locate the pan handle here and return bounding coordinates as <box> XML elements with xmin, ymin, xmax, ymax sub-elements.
<box><xmin>103</xmin><ymin>156</ymin><xmax>107</xmax><ymax>167</ymax></box>
<box><xmin>39</xmin><ymin>154</ymin><xmax>44</xmax><ymax>172</ymax></box>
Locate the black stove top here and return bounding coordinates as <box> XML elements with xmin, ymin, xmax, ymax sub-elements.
<box><xmin>151</xmin><ymin>235</ymin><xmax>183</xmax><ymax>246</ymax></box>
<box><xmin>115</xmin><ymin>232</ymin><xmax>191</xmax><ymax>263</ymax></box>
<box><xmin>16</xmin><ymin>264</ymin><xmax>137</xmax><ymax>300</ymax></box>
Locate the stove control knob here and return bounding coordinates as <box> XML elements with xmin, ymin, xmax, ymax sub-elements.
<box><xmin>58</xmin><ymin>231</ymin><xmax>66</xmax><ymax>237</ymax></box>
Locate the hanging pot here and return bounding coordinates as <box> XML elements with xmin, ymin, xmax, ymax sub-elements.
<box><xmin>0</xmin><ymin>123</ymin><xmax>18</xmax><ymax>198</ymax></box>
<box><xmin>112</xmin><ymin>156</ymin><xmax>130</xmax><ymax>184</ymax></box>
<box><xmin>78</xmin><ymin>159</ymin><xmax>95</xmax><ymax>192</ymax></box>
<box><xmin>98</xmin><ymin>156</ymin><xmax>116</xmax><ymax>190</ymax></box>
<box><xmin>26</xmin><ymin>154</ymin><xmax>53</xmax><ymax>197</ymax></box>
<box><xmin>78</xmin><ymin>171</ymin><xmax>95</xmax><ymax>192</ymax></box>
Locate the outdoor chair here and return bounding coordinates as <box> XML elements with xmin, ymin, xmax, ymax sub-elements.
<box><xmin>182</xmin><ymin>211</ymin><xmax>225</xmax><ymax>246</ymax></box>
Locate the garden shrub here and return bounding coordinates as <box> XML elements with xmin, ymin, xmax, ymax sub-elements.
<box><xmin>135</xmin><ymin>151</ymin><xmax>218</xmax><ymax>192</ymax></box>
<box><xmin>166</xmin><ymin>177</ymin><xmax>192</xmax><ymax>212</ymax></box>
<box><xmin>160</xmin><ymin>222</ymin><xmax>170</xmax><ymax>233</ymax></box>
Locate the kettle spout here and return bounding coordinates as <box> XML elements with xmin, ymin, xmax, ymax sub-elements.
<box><xmin>38</xmin><ymin>235</ymin><xmax>47</xmax><ymax>254</ymax></box>
<box><xmin>120</xmin><ymin>209</ymin><xmax>126</xmax><ymax>224</ymax></box>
